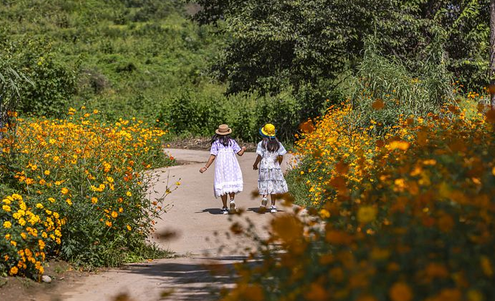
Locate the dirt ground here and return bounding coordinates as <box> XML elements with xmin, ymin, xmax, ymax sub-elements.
<box><xmin>0</xmin><ymin>148</ymin><xmax>294</xmax><ymax>301</ymax></box>
<box><xmin>0</xmin><ymin>260</ymin><xmax>100</xmax><ymax>301</ymax></box>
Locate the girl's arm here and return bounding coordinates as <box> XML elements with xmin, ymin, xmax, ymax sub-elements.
<box><xmin>253</xmin><ymin>154</ymin><xmax>262</xmax><ymax>170</ymax></box>
<box><xmin>237</xmin><ymin>146</ymin><xmax>247</xmax><ymax>156</ymax></box>
<box><xmin>199</xmin><ymin>155</ymin><xmax>216</xmax><ymax>173</ymax></box>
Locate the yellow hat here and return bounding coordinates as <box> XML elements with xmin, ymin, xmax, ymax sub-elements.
<box><xmin>260</xmin><ymin>124</ymin><xmax>276</xmax><ymax>138</ymax></box>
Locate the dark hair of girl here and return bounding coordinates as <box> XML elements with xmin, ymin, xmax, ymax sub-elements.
<box><xmin>211</xmin><ymin>134</ymin><xmax>233</xmax><ymax>147</ymax></box>
<box><xmin>262</xmin><ymin>137</ymin><xmax>280</xmax><ymax>152</ymax></box>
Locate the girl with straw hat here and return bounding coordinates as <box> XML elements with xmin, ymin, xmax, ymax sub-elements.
<box><xmin>252</xmin><ymin>123</ymin><xmax>289</xmax><ymax>213</ymax></box>
<box><xmin>199</xmin><ymin>124</ymin><xmax>246</xmax><ymax>214</ymax></box>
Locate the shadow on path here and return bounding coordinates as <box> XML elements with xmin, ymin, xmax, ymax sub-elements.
<box><xmin>122</xmin><ymin>256</ymin><xmax>253</xmax><ymax>300</ymax></box>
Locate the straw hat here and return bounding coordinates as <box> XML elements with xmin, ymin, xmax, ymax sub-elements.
<box><xmin>260</xmin><ymin>123</ymin><xmax>276</xmax><ymax>138</ymax></box>
<box><xmin>215</xmin><ymin>124</ymin><xmax>232</xmax><ymax>135</ymax></box>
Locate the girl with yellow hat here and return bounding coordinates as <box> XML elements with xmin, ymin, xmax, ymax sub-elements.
<box><xmin>252</xmin><ymin>124</ymin><xmax>289</xmax><ymax>213</ymax></box>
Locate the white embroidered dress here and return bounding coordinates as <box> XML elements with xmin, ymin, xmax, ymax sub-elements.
<box><xmin>257</xmin><ymin>141</ymin><xmax>289</xmax><ymax>195</ymax></box>
<box><xmin>211</xmin><ymin>140</ymin><xmax>243</xmax><ymax>197</ymax></box>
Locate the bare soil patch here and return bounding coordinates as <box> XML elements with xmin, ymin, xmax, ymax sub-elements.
<box><xmin>0</xmin><ymin>260</ymin><xmax>103</xmax><ymax>301</ymax></box>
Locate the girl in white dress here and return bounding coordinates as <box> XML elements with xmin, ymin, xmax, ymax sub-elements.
<box><xmin>199</xmin><ymin>124</ymin><xmax>246</xmax><ymax>214</ymax></box>
<box><xmin>252</xmin><ymin>124</ymin><xmax>289</xmax><ymax>213</ymax></box>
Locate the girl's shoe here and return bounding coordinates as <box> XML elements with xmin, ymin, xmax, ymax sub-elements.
<box><xmin>229</xmin><ymin>200</ymin><xmax>236</xmax><ymax>213</ymax></box>
<box><xmin>270</xmin><ymin>206</ymin><xmax>277</xmax><ymax>213</ymax></box>
<box><xmin>221</xmin><ymin>207</ymin><xmax>229</xmax><ymax>215</ymax></box>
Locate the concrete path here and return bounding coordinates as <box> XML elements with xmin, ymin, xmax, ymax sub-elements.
<box><xmin>49</xmin><ymin>149</ymin><xmax>294</xmax><ymax>301</ymax></box>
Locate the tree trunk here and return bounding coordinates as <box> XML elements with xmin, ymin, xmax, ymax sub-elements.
<box><xmin>490</xmin><ymin>0</ymin><xmax>495</xmax><ymax>107</ymax></box>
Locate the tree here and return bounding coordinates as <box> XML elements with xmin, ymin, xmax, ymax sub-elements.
<box><xmin>192</xmin><ymin>0</ymin><xmax>491</xmax><ymax>97</ymax></box>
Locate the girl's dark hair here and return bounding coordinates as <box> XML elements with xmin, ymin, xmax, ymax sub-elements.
<box><xmin>211</xmin><ymin>134</ymin><xmax>233</xmax><ymax>147</ymax></box>
<box><xmin>262</xmin><ymin>137</ymin><xmax>280</xmax><ymax>152</ymax></box>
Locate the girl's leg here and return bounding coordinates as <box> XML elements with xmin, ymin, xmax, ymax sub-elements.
<box><xmin>220</xmin><ymin>194</ymin><xmax>228</xmax><ymax>208</ymax></box>
<box><xmin>270</xmin><ymin>194</ymin><xmax>276</xmax><ymax>206</ymax></box>
<box><xmin>270</xmin><ymin>194</ymin><xmax>277</xmax><ymax>213</ymax></box>
<box><xmin>261</xmin><ymin>194</ymin><xmax>268</xmax><ymax>207</ymax></box>
<box><xmin>228</xmin><ymin>192</ymin><xmax>237</xmax><ymax>212</ymax></box>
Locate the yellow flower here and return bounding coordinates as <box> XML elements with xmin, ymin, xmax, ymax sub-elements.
<box><xmin>481</xmin><ymin>256</ymin><xmax>493</xmax><ymax>277</ymax></box>
<box><xmin>389</xmin><ymin>282</ymin><xmax>413</xmax><ymax>301</ymax></box>
<box><xmin>12</xmin><ymin>194</ymin><xmax>22</xmax><ymax>201</ymax></box>
<box><xmin>319</xmin><ymin>209</ymin><xmax>330</xmax><ymax>218</ymax></box>
<box><xmin>9</xmin><ymin>266</ymin><xmax>18</xmax><ymax>275</ymax></box>
<box><xmin>91</xmin><ymin>197</ymin><xmax>98</xmax><ymax>204</ymax></box>
<box><xmin>10</xmin><ymin>240</ymin><xmax>17</xmax><ymax>247</ymax></box>
<box><xmin>66</xmin><ymin>199</ymin><xmax>72</xmax><ymax>206</ymax></box>
<box><xmin>105</xmin><ymin>221</ymin><xmax>112</xmax><ymax>227</ymax></box>
<box><xmin>3</xmin><ymin>221</ymin><xmax>12</xmax><ymax>228</ymax></box>
<box><xmin>44</xmin><ymin>170</ymin><xmax>50</xmax><ymax>176</ymax></box>
<box><xmin>36</xmin><ymin>203</ymin><xmax>44</xmax><ymax>209</ymax></box>
<box><xmin>467</xmin><ymin>290</ymin><xmax>483</xmax><ymax>301</ymax></box>
<box><xmin>357</xmin><ymin>206</ymin><xmax>377</xmax><ymax>224</ymax></box>
<box><xmin>126</xmin><ymin>225</ymin><xmax>132</xmax><ymax>231</ymax></box>
<box><xmin>111</xmin><ymin>211</ymin><xmax>118</xmax><ymax>218</ymax></box>
<box><xmin>388</xmin><ymin>141</ymin><xmax>410</xmax><ymax>151</ymax></box>
<box><xmin>39</xmin><ymin>239</ymin><xmax>46</xmax><ymax>250</ymax></box>
<box><xmin>19</xmin><ymin>202</ymin><xmax>27</xmax><ymax>211</ymax></box>
<box><xmin>48</xmin><ymin>197</ymin><xmax>55</xmax><ymax>203</ymax></box>
<box><xmin>2</xmin><ymin>205</ymin><xmax>11</xmax><ymax>212</ymax></box>
<box><xmin>61</xmin><ymin>187</ymin><xmax>69</xmax><ymax>195</ymax></box>
<box><xmin>106</xmin><ymin>176</ymin><xmax>114</xmax><ymax>183</ymax></box>
<box><xmin>126</xmin><ymin>191</ymin><xmax>132</xmax><ymax>197</ymax></box>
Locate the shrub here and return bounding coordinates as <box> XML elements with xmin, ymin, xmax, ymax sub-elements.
<box><xmin>223</xmin><ymin>102</ymin><xmax>495</xmax><ymax>301</ymax></box>
<box><xmin>0</xmin><ymin>193</ymin><xmax>63</xmax><ymax>277</ymax></box>
<box><xmin>338</xmin><ymin>46</ymin><xmax>453</xmax><ymax>130</ymax></box>
<box><xmin>0</xmin><ymin>36</ymin><xmax>77</xmax><ymax>118</ymax></box>
<box><xmin>0</xmin><ymin>108</ymin><xmax>174</xmax><ymax>275</ymax></box>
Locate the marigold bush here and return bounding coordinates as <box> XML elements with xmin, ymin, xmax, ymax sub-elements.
<box><xmin>223</xmin><ymin>102</ymin><xmax>495</xmax><ymax>301</ymax></box>
<box><xmin>0</xmin><ymin>107</ymin><xmax>174</xmax><ymax>277</ymax></box>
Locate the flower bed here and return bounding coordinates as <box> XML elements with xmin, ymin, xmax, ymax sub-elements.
<box><xmin>0</xmin><ymin>108</ymin><xmax>174</xmax><ymax>277</ymax></box>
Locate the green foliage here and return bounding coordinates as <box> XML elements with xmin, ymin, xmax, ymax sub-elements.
<box><xmin>158</xmin><ymin>87</ymin><xmax>302</xmax><ymax>142</ymax></box>
<box><xmin>0</xmin><ymin>0</ymin><xmax>224</xmax><ymax>122</ymax></box>
<box><xmin>192</xmin><ymin>0</ymin><xmax>490</xmax><ymax>123</ymax></box>
<box><xmin>0</xmin><ymin>34</ymin><xmax>77</xmax><ymax>117</ymax></box>
<box><xmin>339</xmin><ymin>43</ymin><xmax>454</xmax><ymax>130</ymax></box>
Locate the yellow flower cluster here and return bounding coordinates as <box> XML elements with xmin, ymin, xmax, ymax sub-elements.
<box><xmin>294</xmin><ymin>103</ymin><xmax>411</xmax><ymax>206</ymax></box>
<box><xmin>0</xmin><ymin>107</ymin><xmax>174</xmax><ymax>276</ymax></box>
<box><xmin>224</xmin><ymin>100</ymin><xmax>495</xmax><ymax>301</ymax></box>
<box><xmin>1</xmin><ymin>193</ymin><xmax>63</xmax><ymax>277</ymax></box>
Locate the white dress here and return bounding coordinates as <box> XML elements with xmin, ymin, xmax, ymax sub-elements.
<box><xmin>211</xmin><ymin>140</ymin><xmax>243</xmax><ymax>197</ymax></box>
<box><xmin>257</xmin><ymin>141</ymin><xmax>289</xmax><ymax>195</ymax></box>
